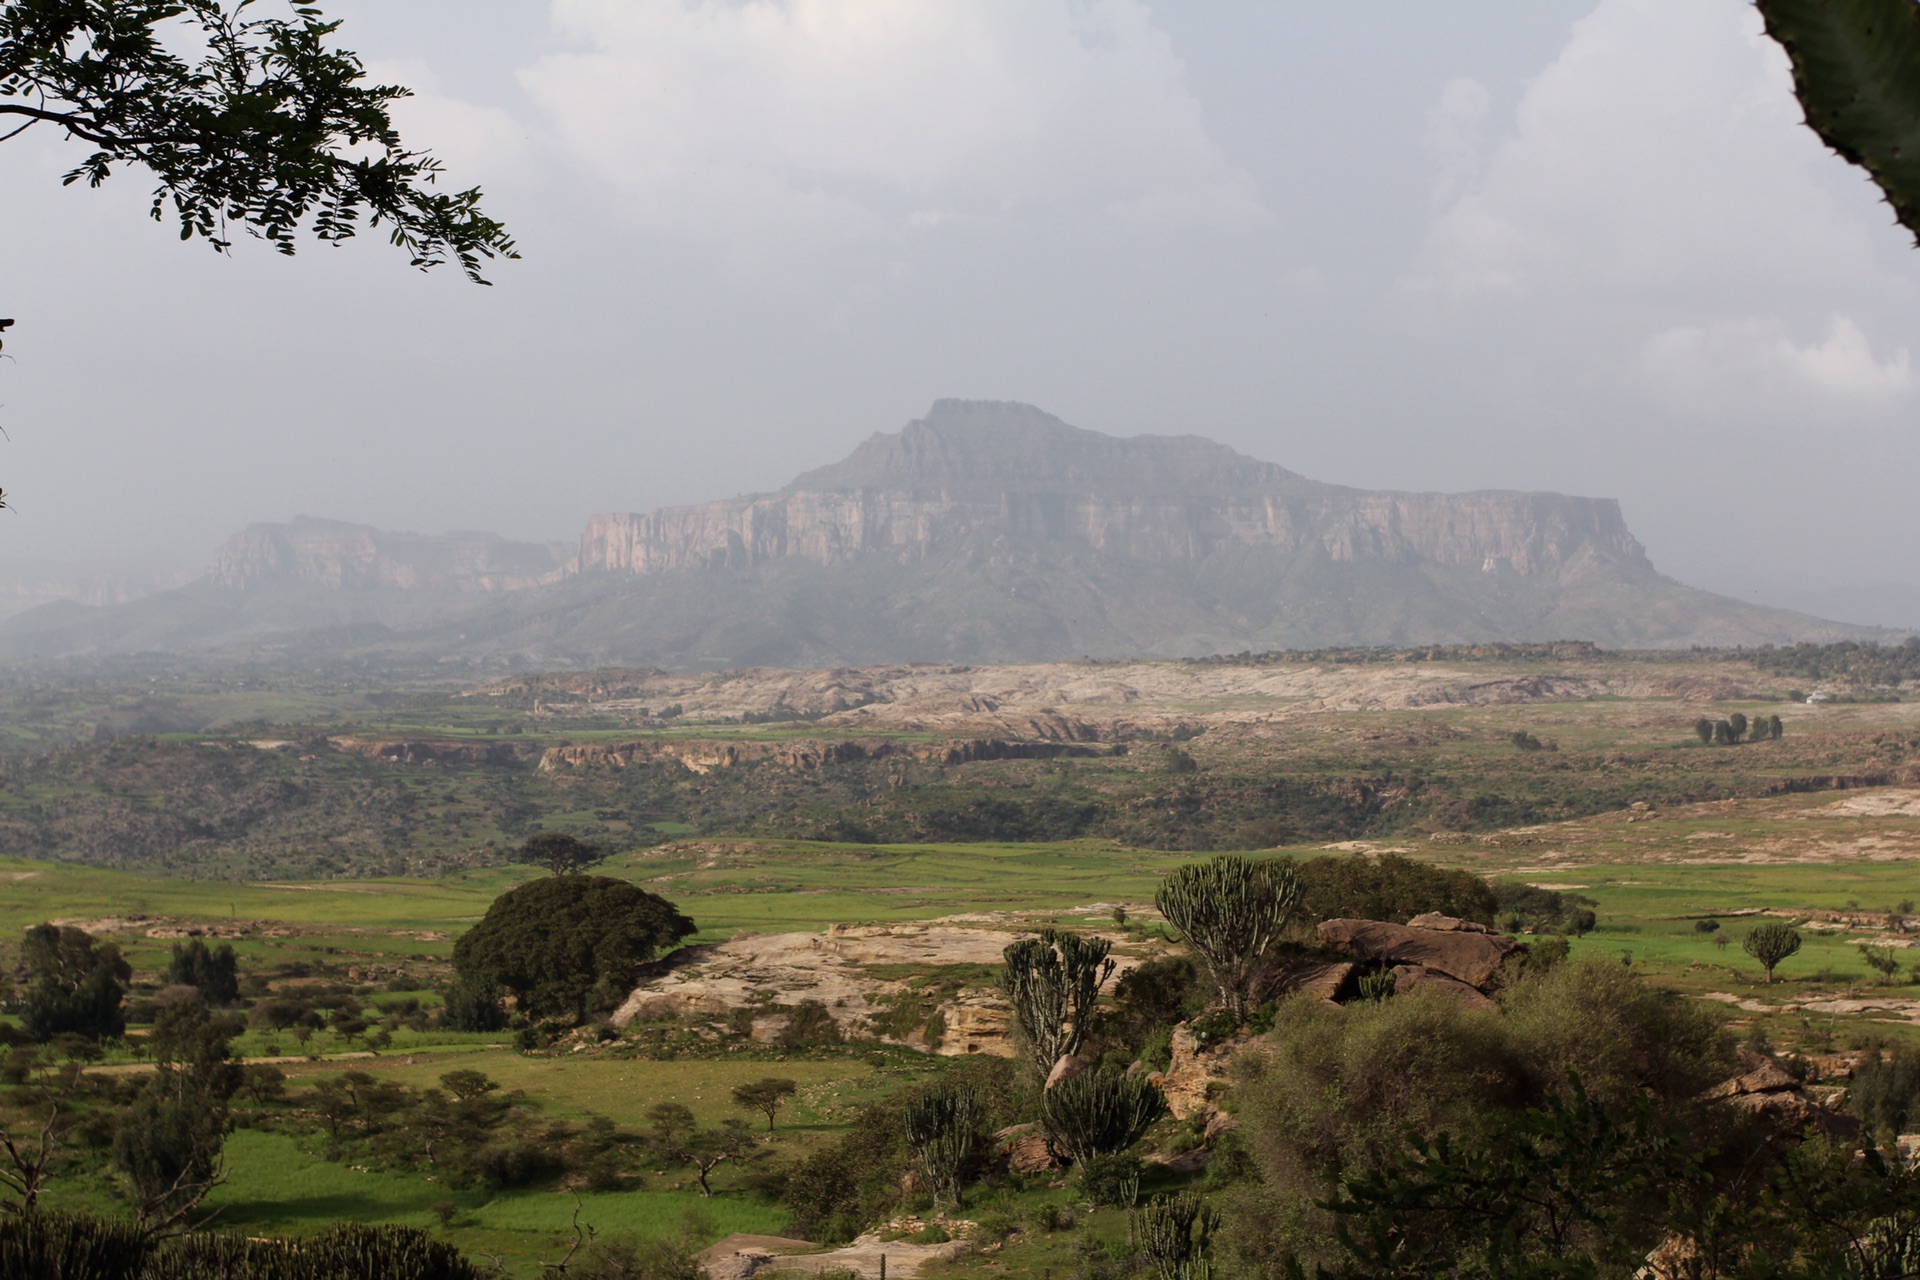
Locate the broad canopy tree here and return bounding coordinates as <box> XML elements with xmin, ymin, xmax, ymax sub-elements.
<box><xmin>452</xmin><ymin>876</ymin><xmax>695</xmax><ymax>1022</ymax></box>
<box><xmin>0</xmin><ymin>0</ymin><xmax>517</xmax><ymax>281</ymax></box>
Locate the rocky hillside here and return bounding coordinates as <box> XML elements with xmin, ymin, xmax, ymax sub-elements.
<box><xmin>0</xmin><ymin>401</ymin><xmax>1887</xmax><ymax>668</ymax></box>
<box><xmin>577</xmin><ymin>399</ymin><xmax>1647</xmax><ymax>580</ymax></box>
<box><xmin>209</xmin><ymin>517</ymin><xmax>569</xmax><ymax>592</ymax></box>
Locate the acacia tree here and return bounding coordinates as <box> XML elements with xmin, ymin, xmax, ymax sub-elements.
<box><xmin>1155</xmin><ymin>855</ymin><xmax>1301</xmax><ymax>1023</ymax></box>
<box><xmin>0</xmin><ymin>0</ymin><xmax>516</xmax><ymax>281</ymax></box>
<box><xmin>1744</xmin><ymin>922</ymin><xmax>1803</xmax><ymax>984</ymax></box>
<box><xmin>646</xmin><ymin>1103</ymin><xmax>755</xmax><ymax>1199</ymax></box>
<box><xmin>515</xmin><ymin>832</ymin><xmax>603</xmax><ymax>877</ymax></box>
<box><xmin>730</xmin><ymin>1077</ymin><xmax>798</xmax><ymax>1133</ymax></box>
<box><xmin>1000</xmin><ymin>928</ymin><xmax>1116</xmax><ymax>1079</ymax></box>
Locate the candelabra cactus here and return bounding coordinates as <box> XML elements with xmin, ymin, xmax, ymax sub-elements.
<box><xmin>1000</xmin><ymin>928</ymin><xmax>1116</xmax><ymax>1078</ymax></box>
<box><xmin>1155</xmin><ymin>855</ymin><xmax>1301</xmax><ymax>1023</ymax></box>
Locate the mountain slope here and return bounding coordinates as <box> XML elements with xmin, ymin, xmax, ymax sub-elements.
<box><xmin>0</xmin><ymin>401</ymin><xmax>1887</xmax><ymax>669</ymax></box>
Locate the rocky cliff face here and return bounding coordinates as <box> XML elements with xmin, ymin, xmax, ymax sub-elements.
<box><xmin>208</xmin><ymin>517</ymin><xmax>570</xmax><ymax>593</ymax></box>
<box><xmin>576</xmin><ymin>400</ymin><xmax>1650</xmax><ymax>582</ymax></box>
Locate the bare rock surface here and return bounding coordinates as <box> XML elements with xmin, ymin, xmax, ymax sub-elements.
<box><xmin>1318</xmin><ymin>918</ymin><xmax>1519</xmax><ymax>988</ymax></box>
<box><xmin>1160</xmin><ymin>1024</ymin><xmax>1239</xmax><ymax>1122</ymax></box>
<box><xmin>1389</xmin><ymin>963</ymin><xmax>1494</xmax><ymax>1009</ymax></box>
<box><xmin>613</xmin><ymin>920</ymin><xmax>1141</xmax><ymax>1057</ymax></box>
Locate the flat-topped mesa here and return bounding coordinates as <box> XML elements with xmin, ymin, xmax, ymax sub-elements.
<box><xmin>576</xmin><ymin>400</ymin><xmax>1651</xmax><ymax>579</ymax></box>
<box><xmin>209</xmin><ymin>517</ymin><xmax>571</xmax><ymax>593</ymax></box>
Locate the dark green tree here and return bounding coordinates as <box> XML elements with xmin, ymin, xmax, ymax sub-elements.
<box><xmin>1694</xmin><ymin>716</ymin><xmax>1715</xmax><ymax>744</ymax></box>
<box><xmin>1156</xmin><ymin>855</ymin><xmax>1302</xmax><ymax>1022</ymax></box>
<box><xmin>730</xmin><ymin>1077</ymin><xmax>798</xmax><ymax>1133</ymax></box>
<box><xmin>1769</xmin><ymin>714</ymin><xmax>1786</xmax><ymax>741</ymax></box>
<box><xmin>515</xmin><ymin>831</ymin><xmax>604</xmax><ymax>877</ymax></box>
<box><xmin>452</xmin><ymin>876</ymin><xmax>695</xmax><ymax>1021</ymax></box>
<box><xmin>439</xmin><ymin>972</ymin><xmax>507</xmax><ymax>1033</ymax></box>
<box><xmin>1728</xmin><ymin>712</ymin><xmax>1749</xmax><ymax>743</ymax></box>
<box><xmin>112</xmin><ymin>998</ymin><xmax>239</xmax><ymax>1233</ymax></box>
<box><xmin>18</xmin><ymin>924</ymin><xmax>129</xmax><ymax>1043</ymax></box>
<box><xmin>165</xmin><ymin>938</ymin><xmax>238</xmax><ymax>1005</ymax></box>
<box><xmin>1743</xmin><ymin>921</ymin><xmax>1804</xmax><ymax>984</ymax></box>
<box><xmin>1000</xmin><ymin>928</ymin><xmax>1115</xmax><ymax>1079</ymax></box>
<box><xmin>0</xmin><ymin>0</ymin><xmax>516</xmax><ymax>281</ymax></box>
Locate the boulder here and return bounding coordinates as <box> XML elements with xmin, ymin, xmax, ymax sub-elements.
<box><xmin>1405</xmin><ymin>913</ymin><xmax>1496</xmax><ymax>934</ymax></box>
<box><xmin>1705</xmin><ymin>1051</ymin><xmax>1859</xmax><ymax>1139</ymax></box>
<box><xmin>1203</xmin><ymin>1109</ymin><xmax>1239</xmax><ymax>1144</ymax></box>
<box><xmin>1044</xmin><ymin>1054</ymin><xmax>1089</xmax><ymax>1091</ymax></box>
<box><xmin>1143</xmin><ymin>1147</ymin><xmax>1211</xmax><ymax>1175</ymax></box>
<box><xmin>1389</xmin><ymin>964</ymin><xmax>1494</xmax><ymax>1009</ymax></box>
<box><xmin>1318</xmin><ymin>918</ymin><xmax>1519</xmax><ymax>988</ymax></box>
<box><xmin>994</xmin><ymin>1124</ymin><xmax>1059</xmax><ymax>1175</ymax></box>
<box><xmin>1256</xmin><ymin>958</ymin><xmax>1354</xmax><ymax>1003</ymax></box>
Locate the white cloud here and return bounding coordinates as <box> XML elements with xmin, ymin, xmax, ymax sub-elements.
<box><xmin>1638</xmin><ymin>314</ymin><xmax>1914</xmax><ymax>413</ymax></box>
<box><xmin>516</xmin><ymin>0</ymin><xmax>1266</xmax><ymax>246</ymax></box>
<box><xmin>367</xmin><ymin>59</ymin><xmax>535</xmax><ymax>178</ymax></box>
<box><xmin>1410</xmin><ymin>0</ymin><xmax>1868</xmax><ymax>301</ymax></box>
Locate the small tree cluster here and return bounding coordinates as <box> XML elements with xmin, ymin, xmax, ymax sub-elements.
<box><xmin>165</xmin><ymin>939</ymin><xmax>238</xmax><ymax>1006</ymax></box>
<box><xmin>1695</xmin><ymin>713</ymin><xmax>1784</xmax><ymax>745</ymax></box>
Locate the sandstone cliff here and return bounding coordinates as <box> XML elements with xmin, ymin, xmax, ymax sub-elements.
<box><xmin>576</xmin><ymin>400</ymin><xmax>1649</xmax><ymax>583</ymax></box>
<box><xmin>208</xmin><ymin>517</ymin><xmax>569</xmax><ymax>593</ymax></box>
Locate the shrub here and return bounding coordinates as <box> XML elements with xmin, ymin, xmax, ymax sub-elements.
<box><xmin>440</xmin><ymin>973</ymin><xmax>508</xmax><ymax>1033</ymax></box>
<box><xmin>779</xmin><ymin>1000</ymin><xmax>842</xmax><ymax>1049</ymax></box>
<box><xmin>1298</xmin><ymin>854</ymin><xmax>1497</xmax><ymax>926</ymax></box>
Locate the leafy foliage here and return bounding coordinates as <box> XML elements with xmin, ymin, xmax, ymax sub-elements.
<box><xmin>164</xmin><ymin>938</ymin><xmax>237</xmax><ymax>1005</ymax></box>
<box><xmin>19</xmin><ymin>924</ymin><xmax>128</xmax><ymax>1042</ymax></box>
<box><xmin>1296</xmin><ymin>853</ymin><xmax>1497</xmax><ymax>926</ymax></box>
<box><xmin>0</xmin><ymin>0</ymin><xmax>517</xmax><ymax>281</ymax></box>
<box><xmin>438</xmin><ymin>972</ymin><xmax>507</xmax><ymax>1033</ymax></box>
<box><xmin>451</xmin><ymin>876</ymin><xmax>695</xmax><ymax>1020</ymax></box>
<box><xmin>516</xmin><ymin>831</ymin><xmax>603</xmax><ymax>876</ymax></box>
<box><xmin>731</xmin><ymin>1077</ymin><xmax>798</xmax><ymax>1132</ymax></box>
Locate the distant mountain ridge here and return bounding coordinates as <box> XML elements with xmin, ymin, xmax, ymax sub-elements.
<box><xmin>0</xmin><ymin>400</ymin><xmax>1891</xmax><ymax>669</ymax></box>
<box><xmin>577</xmin><ymin>400</ymin><xmax>1648</xmax><ymax>581</ymax></box>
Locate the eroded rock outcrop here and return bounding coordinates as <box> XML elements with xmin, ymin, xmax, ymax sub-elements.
<box><xmin>1317</xmin><ymin>916</ymin><xmax>1521</xmax><ymax>988</ymax></box>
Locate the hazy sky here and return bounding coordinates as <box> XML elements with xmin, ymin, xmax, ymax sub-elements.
<box><xmin>2</xmin><ymin>0</ymin><xmax>1917</xmax><ymax>619</ymax></box>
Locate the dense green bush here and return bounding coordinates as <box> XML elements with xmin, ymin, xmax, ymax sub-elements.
<box><xmin>1222</xmin><ymin>954</ymin><xmax>1735</xmax><ymax>1273</ymax></box>
<box><xmin>1850</xmin><ymin>1042</ymin><xmax>1920</xmax><ymax>1139</ymax></box>
<box><xmin>452</xmin><ymin>876</ymin><xmax>695</xmax><ymax>1020</ymax></box>
<box><xmin>1293</xmin><ymin>853</ymin><xmax>1496</xmax><ymax>925</ymax></box>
